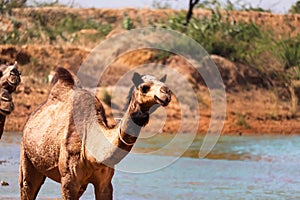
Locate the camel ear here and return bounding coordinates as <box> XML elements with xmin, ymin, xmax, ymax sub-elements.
<box><xmin>160</xmin><ymin>74</ymin><xmax>167</xmax><ymax>83</ymax></box>
<box><xmin>132</xmin><ymin>72</ymin><xmax>143</xmax><ymax>88</ymax></box>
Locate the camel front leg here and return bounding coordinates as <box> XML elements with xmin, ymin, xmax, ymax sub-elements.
<box><xmin>19</xmin><ymin>142</ymin><xmax>46</xmax><ymax>200</ymax></box>
<box><xmin>59</xmin><ymin>152</ymin><xmax>81</xmax><ymax>199</ymax></box>
<box><xmin>61</xmin><ymin>175</ymin><xmax>81</xmax><ymax>200</ymax></box>
<box><xmin>92</xmin><ymin>167</ymin><xmax>114</xmax><ymax>200</ymax></box>
<box><xmin>94</xmin><ymin>182</ymin><xmax>113</xmax><ymax>200</ymax></box>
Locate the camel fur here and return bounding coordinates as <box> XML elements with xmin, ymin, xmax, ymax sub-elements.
<box><xmin>19</xmin><ymin>67</ymin><xmax>171</xmax><ymax>199</ymax></box>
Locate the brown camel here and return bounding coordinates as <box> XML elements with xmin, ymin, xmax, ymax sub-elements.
<box><xmin>19</xmin><ymin>67</ymin><xmax>171</xmax><ymax>199</ymax></box>
<box><xmin>0</xmin><ymin>61</ymin><xmax>21</xmax><ymax>139</ymax></box>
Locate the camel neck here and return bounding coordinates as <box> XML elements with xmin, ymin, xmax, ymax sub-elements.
<box><xmin>118</xmin><ymin>102</ymin><xmax>149</xmax><ymax>147</ymax></box>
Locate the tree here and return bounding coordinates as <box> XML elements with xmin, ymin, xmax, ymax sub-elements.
<box><xmin>184</xmin><ymin>0</ymin><xmax>200</xmax><ymax>27</ymax></box>
<box><xmin>0</xmin><ymin>0</ymin><xmax>26</xmax><ymax>13</ymax></box>
<box><xmin>289</xmin><ymin>1</ymin><xmax>300</xmax><ymax>14</ymax></box>
<box><xmin>1</xmin><ymin>0</ymin><xmax>26</xmax><ymax>7</ymax></box>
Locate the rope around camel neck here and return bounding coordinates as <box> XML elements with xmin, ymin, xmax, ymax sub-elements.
<box><xmin>118</xmin><ymin>124</ymin><xmax>135</xmax><ymax>146</ymax></box>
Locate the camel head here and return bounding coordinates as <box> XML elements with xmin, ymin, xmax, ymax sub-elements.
<box><xmin>130</xmin><ymin>72</ymin><xmax>171</xmax><ymax>113</ymax></box>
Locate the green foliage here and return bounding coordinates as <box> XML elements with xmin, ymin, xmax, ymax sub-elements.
<box><xmin>167</xmin><ymin>8</ymin><xmax>265</xmax><ymax>63</ymax></box>
<box><xmin>122</xmin><ymin>14</ymin><xmax>135</xmax><ymax>30</ymax></box>
<box><xmin>227</xmin><ymin>0</ymin><xmax>270</xmax><ymax>12</ymax></box>
<box><xmin>289</xmin><ymin>1</ymin><xmax>300</xmax><ymax>14</ymax></box>
<box><xmin>151</xmin><ymin>0</ymin><xmax>171</xmax><ymax>9</ymax></box>
<box><xmin>2</xmin><ymin>29</ymin><xmax>21</xmax><ymax>44</ymax></box>
<box><xmin>196</xmin><ymin>0</ymin><xmax>270</xmax><ymax>13</ymax></box>
<box><xmin>243</xmin><ymin>6</ymin><xmax>271</xmax><ymax>13</ymax></box>
<box><xmin>196</xmin><ymin>0</ymin><xmax>220</xmax><ymax>9</ymax></box>
<box><xmin>275</xmin><ymin>35</ymin><xmax>300</xmax><ymax>79</ymax></box>
<box><xmin>152</xmin><ymin>50</ymin><xmax>173</xmax><ymax>61</ymax></box>
<box><xmin>224</xmin><ymin>0</ymin><xmax>234</xmax><ymax>10</ymax></box>
<box><xmin>2</xmin><ymin>10</ymin><xmax>112</xmax><ymax>44</ymax></box>
<box><xmin>1</xmin><ymin>18</ymin><xmax>22</xmax><ymax>44</ymax></box>
<box><xmin>48</xmin><ymin>13</ymin><xmax>111</xmax><ymax>35</ymax></box>
<box><xmin>32</xmin><ymin>0</ymin><xmax>60</xmax><ymax>7</ymax></box>
<box><xmin>236</xmin><ymin>113</ymin><xmax>251</xmax><ymax>129</ymax></box>
<box><xmin>167</xmin><ymin>12</ymin><xmax>186</xmax><ymax>32</ymax></box>
<box><xmin>0</xmin><ymin>0</ymin><xmax>26</xmax><ymax>14</ymax></box>
<box><xmin>60</xmin><ymin>15</ymin><xmax>92</xmax><ymax>33</ymax></box>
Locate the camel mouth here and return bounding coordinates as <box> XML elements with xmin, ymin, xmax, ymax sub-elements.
<box><xmin>154</xmin><ymin>95</ymin><xmax>169</xmax><ymax>107</ymax></box>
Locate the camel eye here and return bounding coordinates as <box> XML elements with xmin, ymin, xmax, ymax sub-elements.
<box><xmin>141</xmin><ymin>85</ymin><xmax>150</xmax><ymax>93</ymax></box>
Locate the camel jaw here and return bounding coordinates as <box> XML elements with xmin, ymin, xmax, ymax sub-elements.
<box><xmin>154</xmin><ymin>95</ymin><xmax>170</xmax><ymax>107</ymax></box>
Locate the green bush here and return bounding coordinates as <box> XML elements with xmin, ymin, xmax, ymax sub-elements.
<box><xmin>236</xmin><ymin>113</ymin><xmax>251</xmax><ymax>129</ymax></box>
<box><xmin>0</xmin><ymin>0</ymin><xmax>26</xmax><ymax>14</ymax></box>
<box><xmin>26</xmin><ymin>12</ymin><xmax>112</xmax><ymax>43</ymax></box>
<box><xmin>275</xmin><ymin>35</ymin><xmax>300</xmax><ymax>79</ymax></box>
<box><xmin>151</xmin><ymin>0</ymin><xmax>171</xmax><ymax>9</ymax></box>
<box><xmin>167</xmin><ymin>8</ymin><xmax>264</xmax><ymax>63</ymax></box>
<box><xmin>1</xmin><ymin>18</ymin><xmax>22</xmax><ymax>44</ymax></box>
<box><xmin>196</xmin><ymin>0</ymin><xmax>270</xmax><ymax>12</ymax></box>
<box><xmin>122</xmin><ymin>14</ymin><xmax>135</xmax><ymax>30</ymax></box>
<box><xmin>2</xmin><ymin>10</ymin><xmax>112</xmax><ymax>45</ymax></box>
<box><xmin>53</xmin><ymin>14</ymin><xmax>112</xmax><ymax>36</ymax></box>
<box><xmin>32</xmin><ymin>0</ymin><xmax>60</xmax><ymax>7</ymax></box>
<box><xmin>289</xmin><ymin>1</ymin><xmax>300</xmax><ymax>14</ymax></box>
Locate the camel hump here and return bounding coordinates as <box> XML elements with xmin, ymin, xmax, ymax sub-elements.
<box><xmin>51</xmin><ymin>67</ymin><xmax>75</xmax><ymax>87</ymax></box>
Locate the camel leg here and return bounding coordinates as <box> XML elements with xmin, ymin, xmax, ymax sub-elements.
<box><xmin>0</xmin><ymin>115</ymin><xmax>5</xmax><ymax>139</ymax></box>
<box><xmin>92</xmin><ymin>167</ymin><xmax>114</xmax><ymax>200</ymax></box>
<box><xmin>94</xmin><ymin>181</ymin><xmax>113</xmax><ymax>200</ymax></box>
<box><xmin>78</xmin><ymin>184</ymin><xmax>88</xmax><ymax>198</ymax></box>
<box><xmin>60</xmin><ymin>175</ymin><xmax>81</xmax><ymax>200</ymax></box>
<box><xmin>19</xmin><ymin>144</ymin><xmax>46</xmax><ymax>200</ymax></box>
<box><xmin>59</xmin><ymin>153</ymin><xmax>81</xmax><ymax>200</ymax></box>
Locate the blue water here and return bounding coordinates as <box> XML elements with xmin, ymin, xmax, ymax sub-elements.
<box><xmin>0</xmin><ymin>132</ymin><xmax>300</xmax><ymax>199</ymax></box>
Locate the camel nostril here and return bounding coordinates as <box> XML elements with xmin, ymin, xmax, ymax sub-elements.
<box><xmin>160</xmin><ymin>86</ymin><xmax>170</xmax><ymax>94</ymax></box>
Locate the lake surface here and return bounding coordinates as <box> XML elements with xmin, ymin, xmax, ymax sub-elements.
<box><xmin>0</xmin><ymin>132</ymin><xmax>300</xmax><ymax>199</ymax></box>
